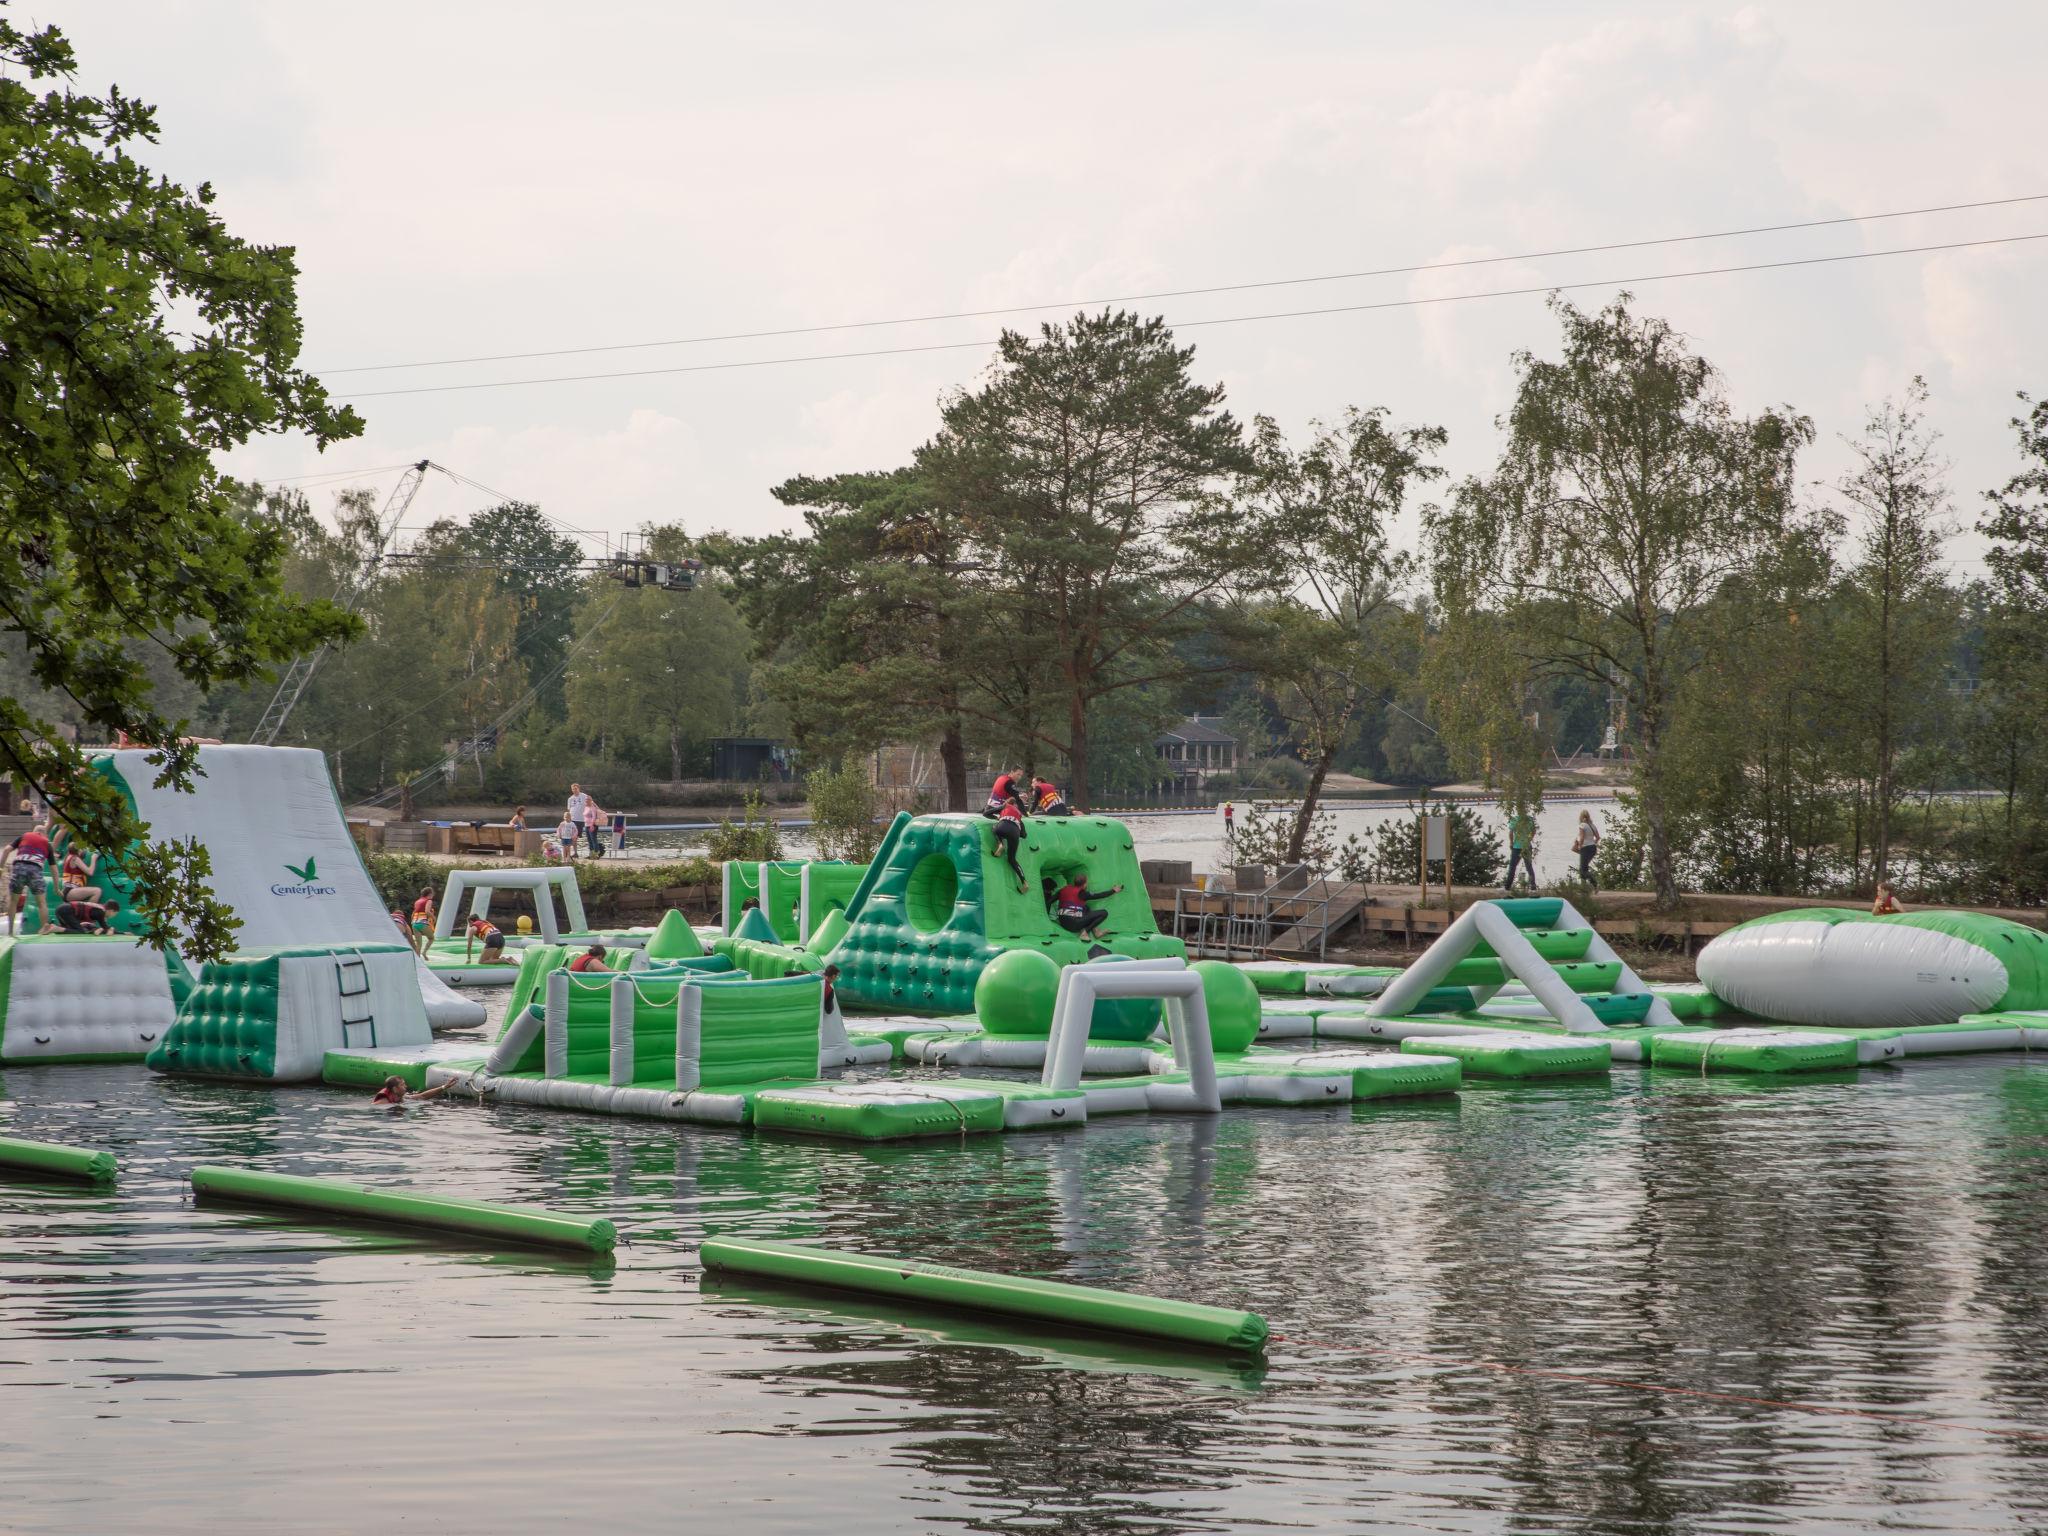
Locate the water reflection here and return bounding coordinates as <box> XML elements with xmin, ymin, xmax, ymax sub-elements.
<box><xmin>3</xmin><ymin>1058</ymin><xmax>2048</xmax><ymax>1531</ymax></box>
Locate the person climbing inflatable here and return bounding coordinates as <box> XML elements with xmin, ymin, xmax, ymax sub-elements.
<box><xmin>1030</xmin><ymin>776</ymin><xmax>1073</xmax><ymax>816</ymax></box>
<box><xmin>1052</xmin><ymin>877</ymin><xmax>1122</xmax><ymax>942</ymax></box>
<box><xmin>991</xmin><ymin>795</ymin><xmax>1028</xmax><ymax>893</ymax></box>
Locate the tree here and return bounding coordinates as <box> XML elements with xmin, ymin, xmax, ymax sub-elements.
<box><xmin>921</xmin><ymin>311</ymin><xmax>1256</xmax><ymax>808</ymax></box>
<box><xmin>1827</xmin><ymin>379</ymin><xmax>1957</xmax><ymax>887</ymax></box>
<box><xmin>0</xmin><ymin>18</ymin><xmax>361</xmax><ymax>957</ymax></box>
<box><xmin>569</xmin><ymin>525</ymin><xmax>748</xmax><ymax>780</ymax></box>
<box><xmin>715</xmin><ymin>468</ymin><xmax>982</xmax><ymax>811</ymax></box>
<box><xmin>1425</xmin><ymin>294</ymin><xmax>1813</xmax><ymax>908</ymax></box>
<box><xmin>1973</xmin><ymin>394</ymin><xmax>2048</xmax><ymax>896</ymax></box>
<box><xmin>806</xmin><ymin>761</ymin><xmax>883</xmax><ymax>862</ymax></box>
<box><xmin>451</xmin><ymin>504</ymin><xmax>587</xmax><ymax>720</ymax></box>
<box><xmin>1241</xmin><ymin>408</ymin><xmax>1444</xmax><ymax>859</ymax></box>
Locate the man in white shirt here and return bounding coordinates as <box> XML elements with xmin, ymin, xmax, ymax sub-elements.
<box><xmin>566</xmin><ymin>783</ymin><xmax>591</xmax><ymax>843</ymax></box>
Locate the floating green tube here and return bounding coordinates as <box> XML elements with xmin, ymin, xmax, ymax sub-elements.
<box><xmin>190</xmin><ymin>1166</ymin><xmax>616</xmax><ymax>1254</ymax></box>
<box><xmin>0</xmin><ymin>1135</ymin><xmax>116</xmax><ymax>1184</ymax></box>
<box><xmin>701</xmin><ymin>1238</ymin><xmax>1268</xmax><ymax>1353</ymax></box>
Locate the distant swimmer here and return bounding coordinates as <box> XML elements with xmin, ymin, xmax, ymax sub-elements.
<box><xmin>371</xmin><ymin>1074</ymin><xmax>453</xmax><ymax>1106</ymax></box>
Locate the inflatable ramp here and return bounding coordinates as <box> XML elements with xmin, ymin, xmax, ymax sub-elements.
<box><xmin>85</xmin><ymin>745</ymin><xmax>484</xmax><ymax>1030</ymax></box>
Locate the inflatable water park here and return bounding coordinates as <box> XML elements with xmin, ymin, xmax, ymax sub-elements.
<box><xmin>6</xmin><ymin>745</ymin><xmax>2048</xmax><ymax>1142</ymax></box>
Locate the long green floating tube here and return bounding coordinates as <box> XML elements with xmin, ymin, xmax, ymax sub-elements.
<box><xmin>701</xmin><ymin>1238</ymin><xmax>1268</xmax><ymax>1353</ymax></box>
<box><xmin>0</xmin><ymin>1135</ymin><xmax>116</xmax><ymax>1184</ymax></box>
<box><xmin>190</xmin><ymin>1166</ymin><xmax>616</xmax><ymax>1254</ymax></box>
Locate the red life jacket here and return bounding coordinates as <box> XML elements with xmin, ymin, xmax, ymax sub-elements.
<box><xmin>568</xmin><ymin>953</ymin><xmax>607</xmax><ymax>972</ymax></box>
<box><xmin>1055</xmin><ymin>882</ymin><xmax>1087</xmax><ymax>917</ymax></box>
<box><xmin>990</xmin><ymin>773</ymin><xmax>1020</xmax><ymax>801</ymax></box>
<box><xmin>997</xmin><ymin>801</ymin><xmax>1023</xmax><ymax>824</ymax></box>
<box><xmin>1033</xmin><ymin>783</ymin><xmax>1065</xmax><ymax>812</ymax></box>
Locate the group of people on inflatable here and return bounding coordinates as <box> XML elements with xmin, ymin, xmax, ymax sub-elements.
<box><xmin>980</xmin><ymin>770</ymin><xmax>1121</xmax><ymax>942</ymax></box>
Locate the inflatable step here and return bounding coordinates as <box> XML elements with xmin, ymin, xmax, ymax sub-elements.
<box><xmin>323</xmin><ymin>1041</ymin><xmax>491</xmax><ymax>1091</ymax></box>
<box><xmin>1647</xmin><ymin>1029</ymin><xmax>1888</xmax><ymax>1073</ymax></box>
<box><xmin>1398</xmin><ymin>1030</ymin><xmax>1610</xmax><ymax>1078</ymax></box>
<box><xmin>1471</xmin><ymin>927</ymin><xmax>1594</xmax><ymax>962</ymax></box>
<box><xmin>1652</xmin><ymin>982</ymin><xmax>1741</xmax><ymax>1021</ymax></box>
<box><xmin>1241</xmin><ymin>1049</ymin><xmax>1462</xmax><ymax>1099</ymax></box>
<box><xmin>1440</xmin><ymin>957</ymin><xmax>1621</xmax><ymax>993</ymax></box>
<box><xmin>750</xmin><ymin>1080</ymin><xmax>1011</xmax><ymax>1140</ymax></box>
<box><xmin>1581</xmin><ymin>991</ymin><xmax>1653</xmax><ymax>1024</ymax></box>
<box><xmin>1494</xmin><ymin>897</ymin><xmax>1565</xmax><ymax>929</ymax></box>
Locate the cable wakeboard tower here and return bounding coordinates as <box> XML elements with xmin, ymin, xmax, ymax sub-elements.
<box><xmin>249</xmin><ymin>461</ymin><xmax>701</xmax><ymax>745</ymax></box>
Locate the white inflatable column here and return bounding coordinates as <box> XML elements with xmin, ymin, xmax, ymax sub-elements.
<box><xmin>544</xmin><ymin>970</ymin><xmax>570</xmax><ymax>1078</ymax></box>
<box><xmin>675</xmin><ymin>984</ymin><xmax>703</xmax><ymax>1093</ymax></box>
<box><xmin>609</xmin><ymin>974</ymin><xmax>636</xmax><ymax>1087</ymax></box>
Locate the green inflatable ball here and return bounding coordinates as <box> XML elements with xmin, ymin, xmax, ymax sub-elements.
<box><xmin>1192</xmin><ymin>960</ymin><xmax>1260</xmax><ymax>1054</ymax></box>
<box><xmin>1081</xmin><ymin>953</ymin><xmax>1163</xmax><ymax>1041</ymax></box>
<box><xmin>976</xmin><ymin>947</ymin><xmax>1061</xmax><ymax>1037</ymax></box>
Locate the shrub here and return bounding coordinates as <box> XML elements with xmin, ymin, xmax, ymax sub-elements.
<box><xmin>1355</xmin><ymin>803</ymin><xmax>1504</xmax><ymax>887</ymax></box>
<box><xmin>704</xmin><ymin>788</ymin><xmax>784</xmax><ymax>861</ymax></box>
<box><xmin>806</xmin><ymin>763</ymin><xmax>883</xmax><ymax>862</ymax></box>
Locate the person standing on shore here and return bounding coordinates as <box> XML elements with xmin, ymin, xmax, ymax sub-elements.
<box><xmin>1571</xmin><ymin>809</ymin><xmax>1600</xmax><ymax>889</ymax></box>
<box><xmin>1503</xmin><ymin>809</ymin><xmax>1536</xmax><ymax>892</ymax></box>
<box><xmin>566</xmin><ymin>782</ymin><xmax>591</xmax><ymax>845</ymax></box>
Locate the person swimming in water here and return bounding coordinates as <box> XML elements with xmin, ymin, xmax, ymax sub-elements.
<box><xmin>370</xmin><ymin>1075</ymin><xmax>454</xmax><ymax>1106</ymax></box>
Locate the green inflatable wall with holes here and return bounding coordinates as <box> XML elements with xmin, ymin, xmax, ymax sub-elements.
<box><xmin>831</xmin><ymin>813</ymin><xmax>1182</xmax><ymax>1016</ymax></box>
<box><xmin>146</xmin><ymin>953</ymin><xmax>290</xmax><ymax>1080</ymax></box>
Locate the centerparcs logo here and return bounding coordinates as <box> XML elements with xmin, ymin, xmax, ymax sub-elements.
<box><xmin>271</xmin><ymin>856</ymin><xmax>338</xmax><ymax>898</ymax></box>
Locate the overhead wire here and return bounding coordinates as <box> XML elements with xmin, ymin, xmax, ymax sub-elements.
<box><xmin>331</xmin><ymin>230</ymin><xmax>2048</xmax><ymax>401</ymax></box>
<box><xmin>320</xmin><ymin>193</ymin><xmax>2048</xmax><ymax>375</ymax></box>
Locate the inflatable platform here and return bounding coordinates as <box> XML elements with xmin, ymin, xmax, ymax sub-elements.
<box><xmin>1</xmin><ymin>746</ymin><xmax>485</xmax><ymax>1067</ymax></box>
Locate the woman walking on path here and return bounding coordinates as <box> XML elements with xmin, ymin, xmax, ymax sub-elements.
<box><xmin>1571</xmin><ymin>809</ymin><xmax>1600</xmax><ymax>889</ymax></box>
<box><xmin>1503</xmin><ymin>810</ymin><xmax>1536</xmax><ymax>892</ymax></box>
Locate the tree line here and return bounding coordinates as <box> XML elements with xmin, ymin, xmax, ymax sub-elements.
<box><xmin>9</xmin><ymin>293</ymin><xmax>2038</xmax><ymax>911</ymax></box>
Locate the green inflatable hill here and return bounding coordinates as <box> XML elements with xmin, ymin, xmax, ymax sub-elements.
<box><xmin>832</xmin><ymin>813</ymin><xmax>1182</xmax><ymax>1014</ymax></box>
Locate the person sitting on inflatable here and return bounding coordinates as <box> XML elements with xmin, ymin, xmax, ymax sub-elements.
<box><xmin>59</xmin><ymin>845</ymin><xmax>101</xmax><ymax>905</ymax></box>
<box><xmin>1872</xmin><ymin>880</ymin><xmax>1903</xmax><ymax>915</ymax></box>
<box><xmin>568</xmin><ymin>943</ymin><xmax>609</xmax><ymax>973</ymax></box>
<box><xmin>1030</xmin><ymin>776</ymin><xmax>1073</xmax><ymax>817</ymax></box>
<box><xmin>1052</xmin><ymin>878</ymin><xmax>1122</xmax><ymax>942</ymax></box>
<box><xmin>984</xmin><ymin>770</ymin><xmax>1026</xmax><ymax>818</ymax></box>
<box><xmin>466</xmin><ymin>913</ymin><xmax>513</xmax><ymax>964</ymax></box>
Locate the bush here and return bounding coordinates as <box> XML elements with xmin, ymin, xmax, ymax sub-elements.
<box><xmin>806</xmin><ymin>762</ymin><xmax>883</xmax><ymax>862</ymax></box>
<box><xmin>363</xmin><ymin>851</ymin><xmax>719</xmax><ymax>911</ymax></box>
<box><xmin>704</xmin><ymin>788</ymin><xmax>784</xmax><ymax>861</ymax></box>
<box><xmin>1354</xmin><ymin>803</ymin><xmax>1504</xmax><ymax>887</ymax></box>
<box><xmin>364</xmin><ymin>852</ymin><xmax>444</xmax><ymax>910</ymax></box>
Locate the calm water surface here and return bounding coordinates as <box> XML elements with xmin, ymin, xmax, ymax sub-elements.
<box><xmin>6</xmin><ymin>1039</ymin><xmax>2048</xmax><ymax>1533</ymax></box>
<box><xmin>639</xmin><ymin>799</ymin><xmax>1617</xmax><ymax>885</ymax></box>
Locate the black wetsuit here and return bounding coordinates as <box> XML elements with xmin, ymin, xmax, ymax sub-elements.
<box><xmin>1054</xmin><ymin>884</ymin><xmax>1114</xmax><ymax>935</ymax></box>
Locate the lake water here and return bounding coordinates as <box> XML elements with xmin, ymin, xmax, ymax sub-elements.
<box><xmin>7</xmin><ymin>1038</ymin><xmax>2048</xmax><ymax>1532</ymax></box>
<box><xmin>635</xmin><ymin>798</ymin><xmax>1617</xmax><ymax>886</ymax></box>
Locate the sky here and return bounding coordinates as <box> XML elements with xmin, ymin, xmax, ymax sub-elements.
<box><xmin>36</xmin><ymin>2</ymin><xmax>2048</xmax><ymax>572</ymax></box>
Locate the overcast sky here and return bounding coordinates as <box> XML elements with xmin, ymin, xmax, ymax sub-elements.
<box><xmin>42</xmin><ymin>2</ymin><xmax>2048</xmax><ymax>571</ymax></box>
